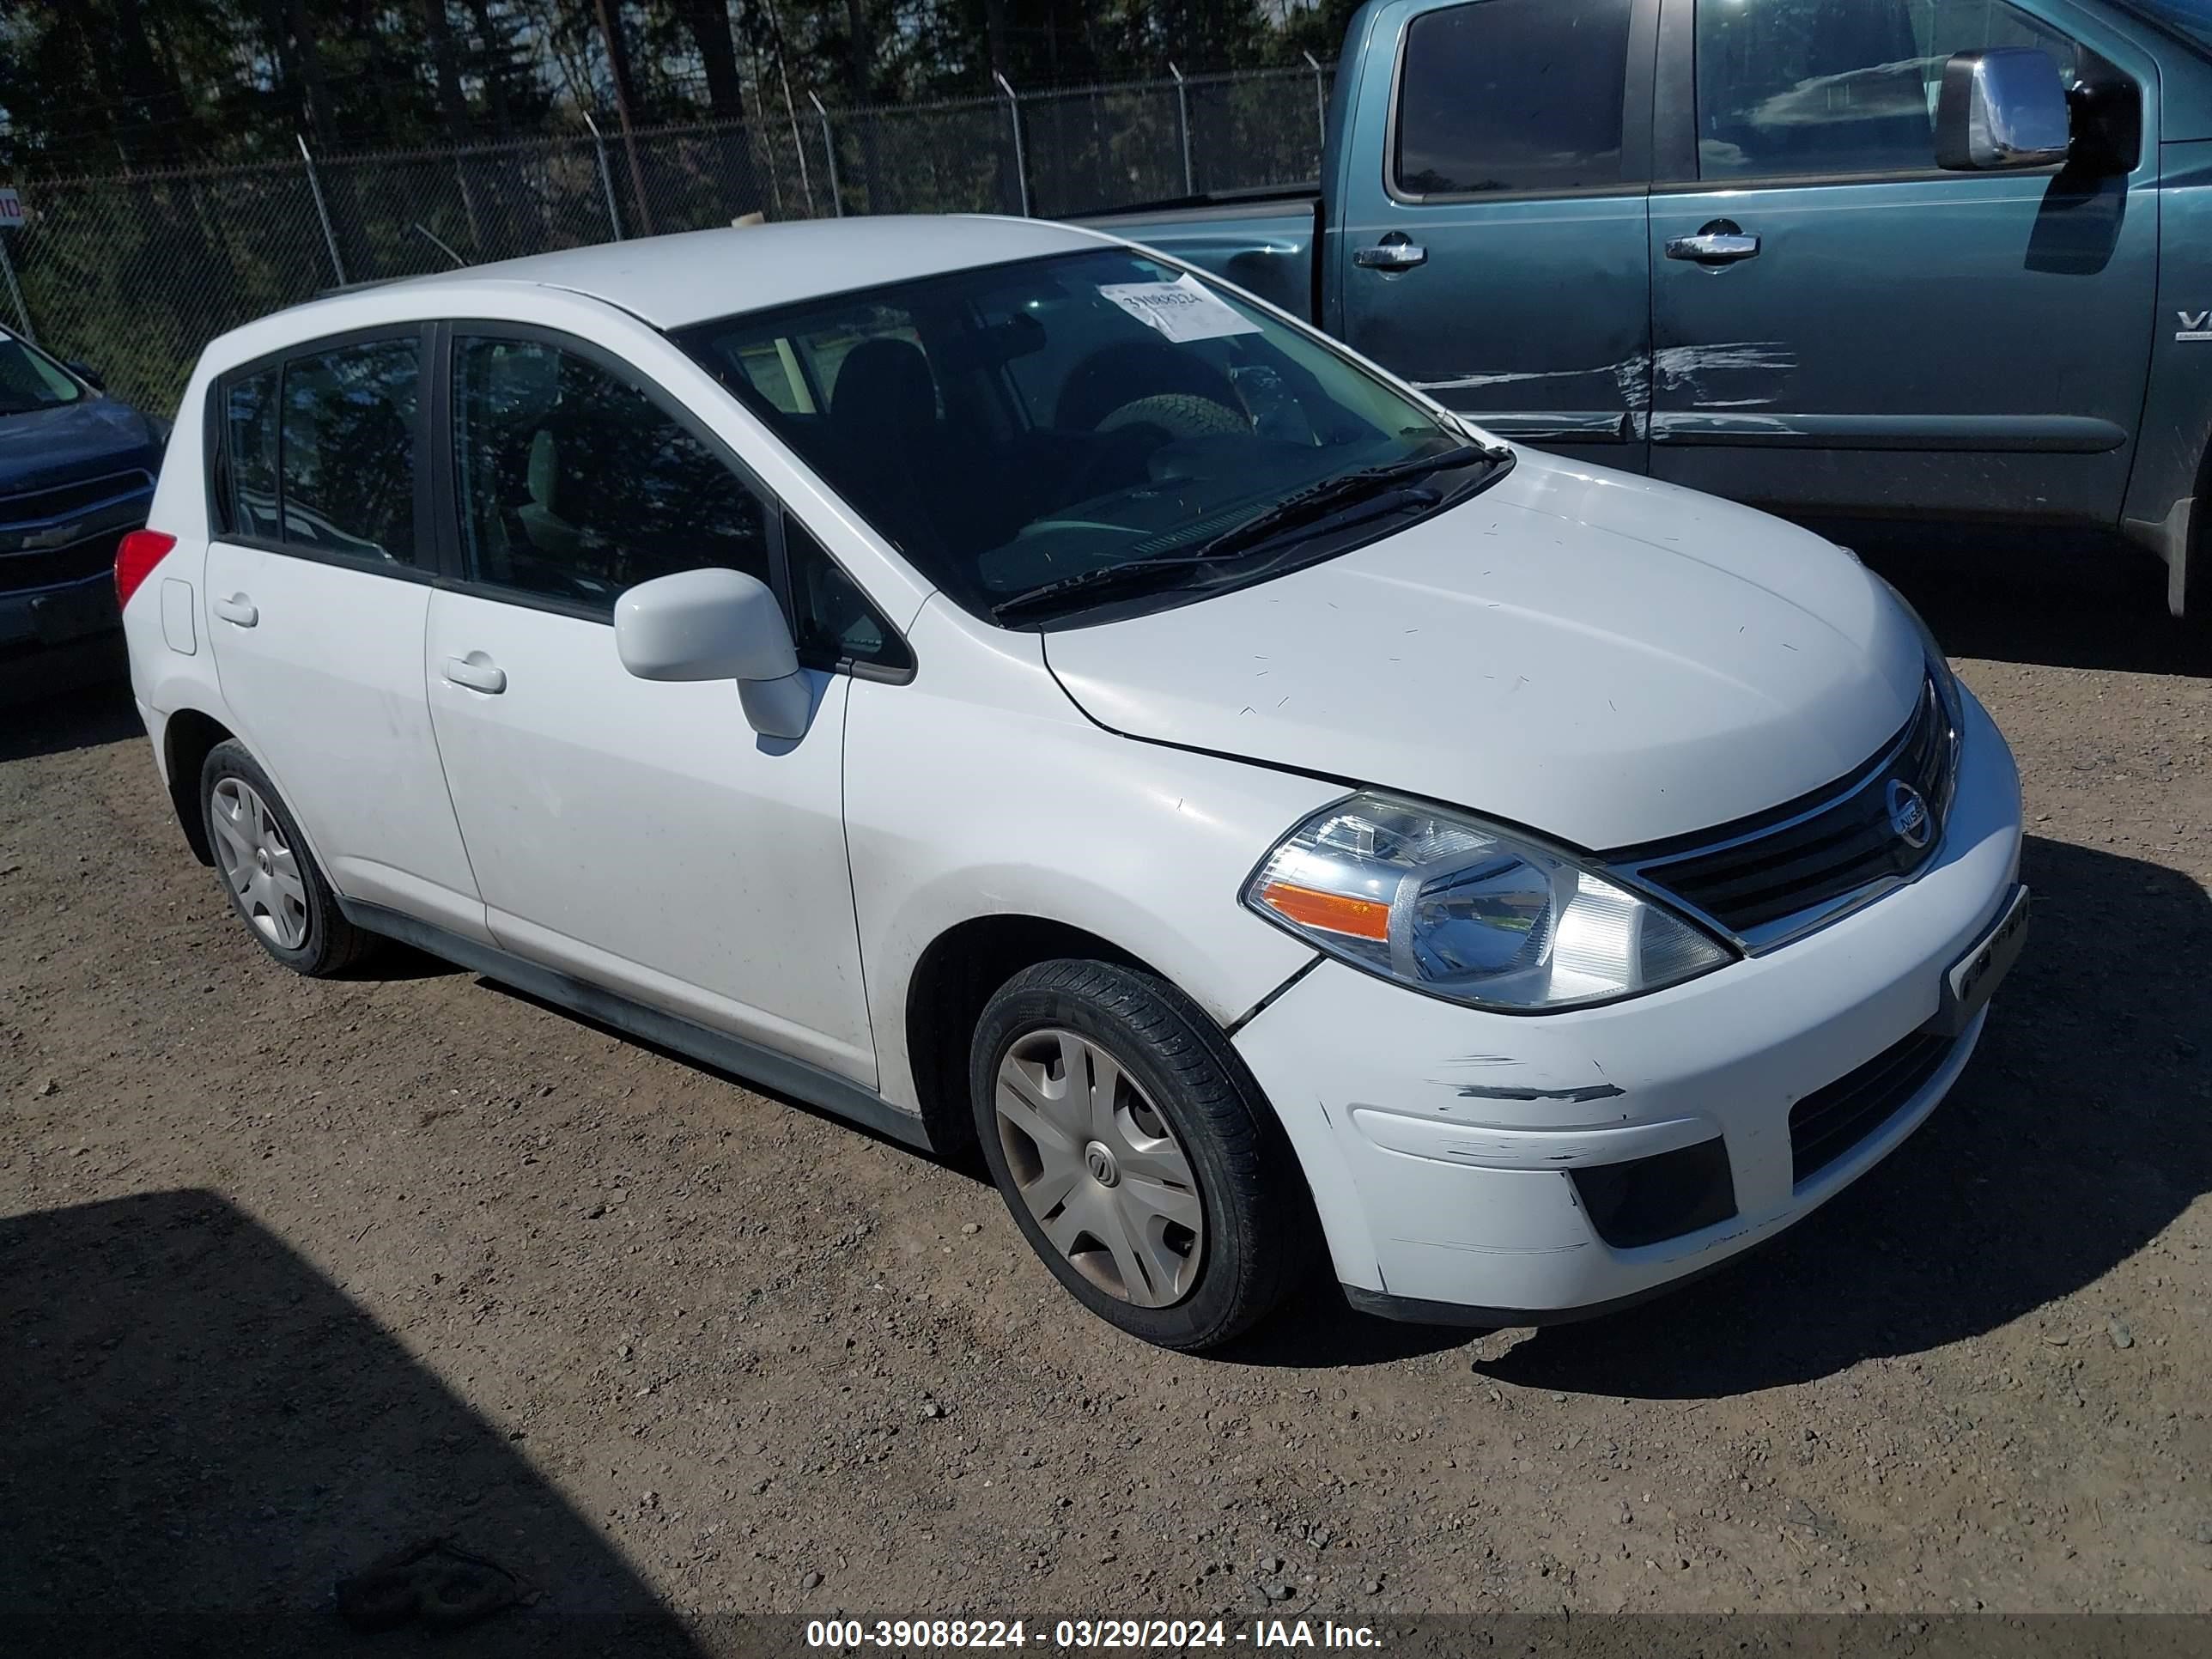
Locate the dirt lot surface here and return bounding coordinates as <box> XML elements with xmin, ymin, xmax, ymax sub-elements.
<box><xmin>3</xmin><ymin>539</ymin><xmax>2210</xmax><ymax>1652</ymax></box>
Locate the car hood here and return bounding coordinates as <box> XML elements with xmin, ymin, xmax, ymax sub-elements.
<box><xmin>1042</xmin><ymin>451</ymin><xmax>1925</xmax><ymax>851</ymax></box>
<box><xmin>0</xmin><ymin>398</ymin><xmax>162</xmax><ymax>495</ymax></box>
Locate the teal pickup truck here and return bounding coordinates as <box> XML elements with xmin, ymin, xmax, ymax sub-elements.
<box><xmin>1091</xmin><ymin>0</ymin><xmax>2212</xmax><ymax>616</ymax></box>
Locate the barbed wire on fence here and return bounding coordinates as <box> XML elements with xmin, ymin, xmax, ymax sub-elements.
<box><xmin>0</xmin><ymin>64</ymin><xmax>1331</xmax><ymax>419</ymax></box>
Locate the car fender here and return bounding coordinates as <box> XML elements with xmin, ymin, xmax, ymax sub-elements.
<box><xmin>843</xmin><ymin>597</ymin><xmax>1334</xmax><ymax>1113</ymax></box>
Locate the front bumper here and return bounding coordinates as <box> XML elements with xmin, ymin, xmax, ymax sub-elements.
<box><xmin>1232</xmin><ymin>685</ymin><xmax>2024</xmax><ymax>1321</ymax></box>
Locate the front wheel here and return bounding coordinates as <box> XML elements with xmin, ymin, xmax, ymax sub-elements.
<box><xmin>969</xmin><ymin>959</ymin><xmax>1318</xmax><ymax>1351</ymax></box>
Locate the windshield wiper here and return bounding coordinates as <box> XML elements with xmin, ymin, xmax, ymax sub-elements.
<box><xmin>989</xmin><ymin>443</ymin><xmax>1492</xmax><ymax>624</ymax></box>
<box><xmin>991</xmin><ymin>486</ymin><xmax>1442</xmax><ymax>623</ymax></box>
<box><xmin>1184</xmin><ymin>442</ymin><xmax>1487</xmax><ymax>563</ymax></box>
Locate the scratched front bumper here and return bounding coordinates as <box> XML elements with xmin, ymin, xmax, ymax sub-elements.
<box><xmin>1233</xmin><ymin>686</ymin><xmax>2023</xmax><ymax>1318</ymax></box>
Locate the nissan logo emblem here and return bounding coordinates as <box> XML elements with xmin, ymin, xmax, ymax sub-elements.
<box><xmin>1887</xmin><ymin>780</ymin><xmax>1931</xmax><ymax>849</ymax></box>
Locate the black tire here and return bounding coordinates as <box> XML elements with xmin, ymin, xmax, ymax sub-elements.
<box><xmin>969</xmin><ymin>959</ymin><xmax>1319</xmax><ymax>1351</ymax></box>
<box><xmin>198</xmin><ymin>738</ymin><xmax>376</xmax><ymax>977</ymax></box>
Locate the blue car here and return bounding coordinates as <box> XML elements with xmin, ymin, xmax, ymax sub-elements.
<box><xmin>1</xmin><ymin>331</ymin><xmax>165</xmax><ymax>699</ymax></box>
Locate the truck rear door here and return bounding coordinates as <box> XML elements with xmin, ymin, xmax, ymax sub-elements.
<box><xmin>1333</xmin><ymin>0</ymin><xmax>1659</xmax><ymax>471</ymax></box>
<box><xmin>1644</xmin><ymin>0</ymin><xmax>2159</xmax><ymax>526</ymax></box>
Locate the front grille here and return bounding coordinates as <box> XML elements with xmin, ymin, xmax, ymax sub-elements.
<box><xmin>0</xmin><ymin>530</ymin><xmax>124</xmax><ymax>594</ymax></box>
<box><xmin>0</xmin><ymin>469</ymin><xmax>154</xmax><ymax>529</ymax></box>
<box><xmin>1788</xmin><ymin>1029</ymin><xmax>1955</xmax><ymax>1185</ymax></box>
<box><xmin>1622</xmin><ymin>678</ymin><xmax>1955</xmax><ymax>939</ymax></box>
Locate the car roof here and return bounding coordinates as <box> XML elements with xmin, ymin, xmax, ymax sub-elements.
<box><xmin>404</xmin><ymin>214</ymin><xmax>1107</xmax><ymax>331</ymax></box>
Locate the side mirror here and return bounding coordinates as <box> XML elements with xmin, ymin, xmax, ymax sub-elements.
<box><xmin>65</xmin><ymin>361</ymin><xmax>106</xmax><ymax>391</ymax></box>
<box><xmin>614</xmin><ymin>567</ymin><xmax>812</xmax><ymax>740</ymax></box>
<box><xmin>1936</xmin><ymin>48</ymin><xmax>2071</xmax><ymax>172</ymax></box>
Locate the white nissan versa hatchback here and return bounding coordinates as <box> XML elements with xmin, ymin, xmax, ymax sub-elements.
<box><xmin>120</xmin><ymin>216</ymin><xmax>2028</xmax><ymax>1351</ymax></box>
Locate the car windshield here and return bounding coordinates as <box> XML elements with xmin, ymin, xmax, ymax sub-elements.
<box><xmin>0</xmin><ymin>332</ymin><xmax>86</xmax><ymax>416</ymax></box>
<box><xmin>677</xmin><ymin>250</ymin><xmax>1504</xmax><ymax>625</ymax></box>
<box><xmin>2116</xmin><ymin>0</ymin><xmax>2212</xmax><ymax>52</ymax></box>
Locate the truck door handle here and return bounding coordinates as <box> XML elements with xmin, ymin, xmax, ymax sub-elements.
<box><xmin>1666</xmin><ymin>222</ymin><xmax>1761</xmax><ymax>265</ymax></box>
<box><xmin>1354</xmin><ymin>237</ymin><xmax>1428</xmax><ymax>270</ymax></box>
<box><xmin>441</xmin><ymin>654</ymin><xmax>507</xmax><ymax>695</ymax></box>
<box><xmin>211</xmin><ymin>594</ymin><xmax>258</xmax><ymax>628</ymax></box>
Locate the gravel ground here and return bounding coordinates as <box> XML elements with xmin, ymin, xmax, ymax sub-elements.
<box><xmin>3</xmin><ymin>538</ymin><xmax>2209</xmax><ymax>1652</ymax></box>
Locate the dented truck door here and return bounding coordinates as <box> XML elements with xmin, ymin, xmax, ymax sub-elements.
<box><xmin>1332</xmin><ymin>0</ymin><xmax>1658</xmax><ymax>471</ymax></box>
<box><xmin>1645</xmin><ymin>0</ymin><xmax>2158</xmax><ymax>523</ymax></box>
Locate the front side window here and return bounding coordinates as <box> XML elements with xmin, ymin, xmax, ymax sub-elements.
<box><xmin>2115</xmin><ymin>0</ymin><xmax>2212</xmax><ymax>55</ymax></box>
<box><xmin>1695</xmin><ymin>0</ymin><xmax>2082</xmax><ymax>180</ymax></box>
<box><xmin>678</xmin><ymin>249</ymin><xmax>1502</xmax><ymax>627</ymax></box>
<box><xmin>452</xmin><ymin>337</ymin><xmax>770</xmax><ymax>611</ymax></box>
<box><xmin>276</xmin><ymin>337</ymin><xmax>420</xmax><ymax>562</ymax></box>
<box><xmin>1394</xmin><ymin>0</ymin><xmax>1636</xmax><ymax>197</ymax></box>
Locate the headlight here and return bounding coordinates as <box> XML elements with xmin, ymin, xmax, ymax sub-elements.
<box><xmin>1244</xmin><ymin>794</ymin><xmax>1732</xmax><ymax>1012</ymax></box>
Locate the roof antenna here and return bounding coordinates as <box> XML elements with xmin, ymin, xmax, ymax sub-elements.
<box><xmin>412</xmin><ymin>223</ymin><xmax>467</xmax><ymax>270</ymax></box>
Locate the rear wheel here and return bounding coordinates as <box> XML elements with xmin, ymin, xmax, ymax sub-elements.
<box><xmin>200</xmin><ymin>739</ymin><xmax>374</xmax><ymax>976</ymax></box>
<box><xmin>970</xmin><ymin>959</ymin><xmax>1317</xmax><ymax>1350</ymax></box>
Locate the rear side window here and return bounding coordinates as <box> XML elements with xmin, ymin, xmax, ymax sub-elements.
<box><xmin>1394</xmin><ymin>0</ymin><xmax>1636</xmax><ymax>197</ymax></box>
<box><xmin>276</xmin><ymin>339</ymin><xmax>420</xmax><ymax>562</ymax></box>
<box><xmin>1694</xmin><ymin>0</ymin><xmax>2082</xmax><ymax>180</ymax></box>
<box><xmin>214</xmin><ymin>336</ymin><xmax>420</xmax><ymax>562</ymax></box>
<box><xmin>452</xmin><ymin>337</ymin><xmax>771</xmax><ymax>612</ymax></box>
<box><xmin>222</xmin><ymin>370</ymin><xmax>281</xmax><ymax>542</ymax></box>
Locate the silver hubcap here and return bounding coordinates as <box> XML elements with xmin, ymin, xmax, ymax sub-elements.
<box><xmin>994</xmin><ymin>1028</ymin><xmax>1204</xmax><ymax>1309</ymax></box>
<box><xmin>210</xmin><ymin>777</ymin><xmax>309</xmax><ymax>951</ymax></box>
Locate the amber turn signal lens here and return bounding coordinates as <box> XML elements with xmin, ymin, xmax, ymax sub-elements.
<box><xmin>1257</xmin><ymin>880</ymin><xmax>1391</xmax><ymax>941</ymax></box>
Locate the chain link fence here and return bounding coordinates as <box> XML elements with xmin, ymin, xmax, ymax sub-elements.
<box><xmin>0</xmin><ymin>64</ymin><xmax>1331</xmax><ymax>420</ymax></box>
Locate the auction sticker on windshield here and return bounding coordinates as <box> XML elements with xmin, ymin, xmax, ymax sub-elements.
<box><xmin>1097</xmin><ymin>275</ymin><xmax>1261</xmax><ymax>343</ymax></box>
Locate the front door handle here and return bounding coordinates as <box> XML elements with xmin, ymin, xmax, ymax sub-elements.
<box><xmin>211</xmin><ymin>594</ymin><xmax>258</xmax><ymax>628</ymax></box>
<box><xmin>1354</xmin><ymin>236</ymin><xmax>1428</xmax><ymax>270</ymax></box>
<box><xmin>441</xmin><ymin>654</ymin><xmax>507</xmax><ymax>695</ymax></box>
<box><xmin>1666</xmin><ymin>221</ymin><xmax>1761</xmax><ymax>265</ymax></box>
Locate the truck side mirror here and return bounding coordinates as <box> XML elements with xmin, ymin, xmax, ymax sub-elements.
<box><xmin>1935</xmin><ymin>48</ymin><xmax>2072</xmax><ymax>172</ymax></box>
<box><xmin>614</xmin><ymin>567</ymin><xmax>813</xmax><ymax>740</ymax></box>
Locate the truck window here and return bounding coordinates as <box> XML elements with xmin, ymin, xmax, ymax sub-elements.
<box><xmin>1393</xmin><ymin>0</ymin><xmax>1636</xmax><ymax>198</ymax></box>
<box><xmin>1695</xmin><ymin>0</ymin><xmax>2081</xmax><ymax>181</ymax></box>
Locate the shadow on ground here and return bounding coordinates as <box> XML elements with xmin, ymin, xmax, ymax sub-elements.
<box><xmin>0</xmin><ymin>1188</ymin><xmax>700</xmax><ymax>1656</ymax></box>
<box><xmin>0</xmin><ymin>676</ymin><xmax>138</xmax><ymax>763</ymax></box>
<box><xmin>1471</xmin><ymin>835</ymin><xmax>2210</xmax><ymax>1397</ymax></box>
<box><xmin>1835</xmin><ymin>521</ymin><xmax>2212</xmax><ymax>678</ymax></box>
<box><xmin>346</xmin><ymin>940</ymin><xmax>469</xmax><ymax>982</ymax></box>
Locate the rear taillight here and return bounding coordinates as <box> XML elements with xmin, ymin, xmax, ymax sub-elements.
<box><xmin>115</xmin><ymin>529</ymin><xmax>178</xmax><ymax>610</ymax></box>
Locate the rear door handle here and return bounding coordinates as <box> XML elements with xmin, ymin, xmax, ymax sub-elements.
<box><xmin>1354</xmin><ymin>237</ymin><xmax>1427</xmax><ymax>270</ymax></box>
<box><xmin>1665</xmin><ymin>222</ymin><xmax>1761</xmax><ymax>265</ymax></box>
<box><xmin>211</xmin><ymin>594</ymin><xmax>258</xmax><ymax>628</ymax></box>
<box><xmin>441</xmin><ymin>654</ymin><xmax>507</xmax><ymax>695</ymax></box>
